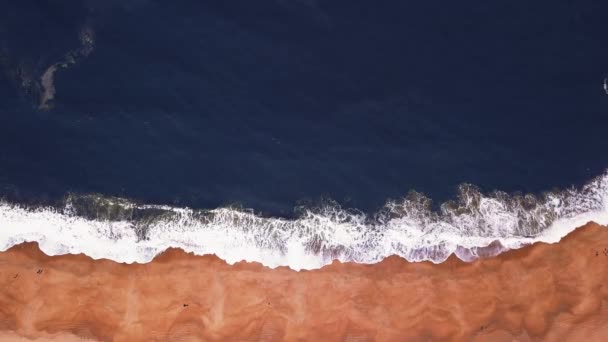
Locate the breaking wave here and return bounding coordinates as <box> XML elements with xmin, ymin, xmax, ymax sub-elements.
<box><xmin>1</xmin><ymin>172</ymin><xmax>607</xmax><ymax>270</ymax></box>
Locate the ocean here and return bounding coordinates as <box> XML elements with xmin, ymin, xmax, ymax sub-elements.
<box><xmin>1</xmin><ymin>1</ymin><xmax>607</xmax><ymax>269</ymax></box>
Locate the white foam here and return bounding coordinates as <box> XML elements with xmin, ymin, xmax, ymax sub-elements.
<box><xmin>1</xmin><ymin>172</ymin><xmax>607</xmax><ymax>270</ymax></box>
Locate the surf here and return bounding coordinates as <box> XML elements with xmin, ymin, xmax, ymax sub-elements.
<box><xmin>1</xmin><ymin>171</ymin><xmax>607</xmax><ymax>270</ymax></box>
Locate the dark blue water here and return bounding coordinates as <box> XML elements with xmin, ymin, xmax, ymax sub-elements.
<box><xmin>1</xmin><ymin>0</ymin><xmax>607</xmax><ymax>216</ymax></box>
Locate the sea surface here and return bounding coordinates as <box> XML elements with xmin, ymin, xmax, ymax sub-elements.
<box><xmin>1</xmin><ymin>1</ymin><xmax>607</xmax><ymax>269</ymax></box>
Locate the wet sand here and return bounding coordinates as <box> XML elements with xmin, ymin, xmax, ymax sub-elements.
<box><xmin>0</xmin><ymin>222</ymin><xmax>607</xmax><ymax>341</ymax></box>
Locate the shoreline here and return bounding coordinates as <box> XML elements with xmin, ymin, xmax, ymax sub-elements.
<box><xmin>0</xmin><ymin>222</ymin><xmax>607</xmax><ymax>341</ymax></box>
<box><xmin>2</xmin><ymin>171</ymin><xmax>606</xmax><ymax>269</ymax></box>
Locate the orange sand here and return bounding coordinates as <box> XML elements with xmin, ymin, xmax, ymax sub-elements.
<box><xmin>1</xmin><ymin>222</ymin><xmax>607</xmax><ymax>341</ymax></box>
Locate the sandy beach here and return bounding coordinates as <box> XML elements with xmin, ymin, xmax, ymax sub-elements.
<box><xmin>0</xmin><ymin>222</ymin><xmax>606</xmax><ymax>341</ymax></box>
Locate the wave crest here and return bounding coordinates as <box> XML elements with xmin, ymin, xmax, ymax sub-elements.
<box><xmin>1</xmin><ymin>172</ymin><xmax>607</xmax><ymax>270</ymax></box>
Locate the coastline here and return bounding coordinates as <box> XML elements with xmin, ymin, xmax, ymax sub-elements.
<box><xmin>0</xmin><ymin>222</ymin><xmax>607</xmax><ymax>341</ymax></box>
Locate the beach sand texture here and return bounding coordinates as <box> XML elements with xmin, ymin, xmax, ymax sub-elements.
<box><xmin>0</xmin><ymin>222</ymin><xmax>607</xmax><ymax>341</ymax></box>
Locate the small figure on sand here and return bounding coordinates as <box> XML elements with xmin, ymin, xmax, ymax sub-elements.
<box><xmin>36</xmin><ymin>269</ymin><xmax>43</xmax><ymax>275</ymax></box>
<box><xmin>183</xmin><ymin>304</ymin><xmax>188</xmax><ymax>307</ymax></box>
<box><xmin>13</xmin><ymin>273</ymin><xmax>19</xmax><ymax>279</ymax></box>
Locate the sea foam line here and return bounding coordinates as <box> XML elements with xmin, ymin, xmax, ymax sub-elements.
<box><xmin>1</xmin><ymin>172</ymin><xmax>607</xmax><ymax>270</ymax></box>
